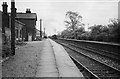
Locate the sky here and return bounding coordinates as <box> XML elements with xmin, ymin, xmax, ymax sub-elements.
<box><xmin>0</xmin><ymin>0</ymin><xmax>119</xmax><ymax>36</ymax></box>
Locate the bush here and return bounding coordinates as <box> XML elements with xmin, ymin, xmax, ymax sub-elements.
<box><xmin>2</xmin><ymin>44</ymin><xmax>12</xmax><ymax>58</ymax></box>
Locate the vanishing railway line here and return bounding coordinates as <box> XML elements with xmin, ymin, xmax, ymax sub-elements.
<box><xmin>59</xmin><ymin>40</ymin><xmax>120</xmax><ymax>62</ymax></box>
<box><xmin>69</xmin><ymin>42</ymin><xmax>119</xmax><ymax>61</ymax></box>
<box><xmin>52</xmin><ymin>38</ymin><xmax>120</xmax><ymax>78</ymax></box>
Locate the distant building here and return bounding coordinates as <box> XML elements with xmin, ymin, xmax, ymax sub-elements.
<box><xmin>35</xmin><ymin>28</ymin><xmax>47</xmax><ymax>40</ymax></box>
<box><xmin>118</xmin><ymin>1</ymin><xmax>120</xmax><ymax>21</ymax></box>
<box><xmin>35</xmin><ymin>29</ymin><xmax>40</xmax><ymax>40</ymax></box>
<box><xmin>16</xmin><ymin>9</ymin><xmax>37</xmax><ymax>41</ymax></box>
<box><xmin>36</xmin><ymin>29</ymin><xmax>40</xmax><ymax>37</ymax></box>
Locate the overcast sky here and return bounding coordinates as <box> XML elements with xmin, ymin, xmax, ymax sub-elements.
<box><xmin>0</xmin><ymin>0</ymin><xmax>119</xmax><ymax>36</ymax></box>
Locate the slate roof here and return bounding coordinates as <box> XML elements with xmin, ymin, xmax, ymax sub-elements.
<box><xmin>16</xmin><ymin>13</ymin><xmax>37</xmax><ymax>21</ymax></box>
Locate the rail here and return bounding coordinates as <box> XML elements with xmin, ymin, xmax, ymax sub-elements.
<box><xmin>54</xmin><ymin>38</ymin><xmax>120</xmax><ymax>55</ymax></box>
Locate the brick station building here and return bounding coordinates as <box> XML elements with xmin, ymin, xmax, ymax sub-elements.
<box><xmin>16</xmin><ymin>9</ymin><xmax>37</xmax><ymax>41</ymax></box>
<box><xmin>2</xmin><ymin>2</ymin><xmax>37</xmax><ymax>42</ymax></box>
<box><xmin>1</xmin><ymin>2</ymin><xmax>37</xmax><ymax>58</ymax></box>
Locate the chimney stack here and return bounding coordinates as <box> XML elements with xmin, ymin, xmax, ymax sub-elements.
<box><xmin>26</xmin><ymin>8</ymin><xmax>31</xmax><ymax>13</ymax></box>
<box><xmin>2</xmin><ymin>2</ymin><xmax>8</xmax><ymax>14</ymax></box>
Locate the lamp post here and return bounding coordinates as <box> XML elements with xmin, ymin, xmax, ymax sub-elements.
<box><xmin>11</xmin><ymin>0</ymin><xmax>15</xmax><ymax>55</ymax></box>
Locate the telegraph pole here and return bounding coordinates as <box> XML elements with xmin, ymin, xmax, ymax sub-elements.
<box><xmin>11</xmin><ymin>0</ymin><xmax>15</xmax><ymax>55</ymax></box>
<box><xmin>40</xmin><ymin>19</ymin><xmax>42</xmax><ymax>41</ymax></box>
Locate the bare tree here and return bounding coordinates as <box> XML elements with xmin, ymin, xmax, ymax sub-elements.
<box><xmin>64</xmin><ymin>11</ymin><xmax>83</xmax><ymax>31</ymax></box>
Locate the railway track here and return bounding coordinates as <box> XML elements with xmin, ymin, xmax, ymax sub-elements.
<box><xmin>54</xmin><ymin>39</ymin><xmax>120</xmax><ymax>69</ymax></box>
<box><xmin>53</xmin><ymin>39</ymin><xmax>120</xmax><ymax>78</ymax></box>
<box><xmin>58</xmin><ymin>38</ymin><xmax>120</xmax><ymax>55</ymax></box>
<box><xmin>61</xmin><ymin>40</ymin><xmax>120</xmax><ymax>61</ymax></box>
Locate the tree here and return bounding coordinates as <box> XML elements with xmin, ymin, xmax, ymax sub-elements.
<box><xmin>88</xmin><ymin>24</ymin><xmax>108</xmax><ymax>41</ymax></box>
<box><xmin>108</xmin><ymin>19</ymin><xmax>120</xmax><ymax>42</ymax></box>
<box><xmin>75</xmin><ymin>27</ymin><xmax>85</xmax><ymax>39</ymax></box>
<box><xmin>64</xmin><ymin>11</ymin><xmax>83</xmax><ymax>31</ymax></box>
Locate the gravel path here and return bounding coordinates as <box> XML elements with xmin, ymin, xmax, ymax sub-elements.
<box><xmin>2</xmin><ymin>40</ymin><xmax>44</xmax><ymax>77</ymax></box>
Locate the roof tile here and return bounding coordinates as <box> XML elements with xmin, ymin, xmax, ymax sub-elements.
<box><xmin>16</xmin><ymin>13</ymin><xmax>37</xmax><ymax>20</ymax></box>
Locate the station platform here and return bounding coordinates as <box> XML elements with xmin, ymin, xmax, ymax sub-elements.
<box><xmin>35</xmin><ymin>39</ymin><xmax>83</xmax><ymax>77</ymax></box>
<box><xmin>2</xmin><ymin>39</ymin><xmax>84</xmax><ymax>77</ymax></box>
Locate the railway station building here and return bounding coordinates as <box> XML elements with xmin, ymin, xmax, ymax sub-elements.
<box><xmin>16</xmin><ymin>9</ymin><xmax>37</xmax><ymax>41</ymax></box>
<box><xmin>2</xmin><ymin>2</ymin><xmax>37</xmax><ymax>42</ymax></box>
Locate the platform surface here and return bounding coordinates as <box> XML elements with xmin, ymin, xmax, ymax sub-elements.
<box><xmin>35</xmin><ymin>39</ymin><xmax>83</xmax><ymax>77</ymax></box>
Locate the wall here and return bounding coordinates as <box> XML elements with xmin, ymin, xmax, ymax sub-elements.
<box><xmin>16</xmin><ymin>18</ymin><xmax>36</xmax><ymax>41</ymax></box>
<box><xmin>16</xmin><ymin>19</ymin><xmax>36</xmax><ymax>33</ymax></box>
<box><xmin>15</xmin><ymin>21</ymin><xmax>24</xmax><ymax>41</ymax></box>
